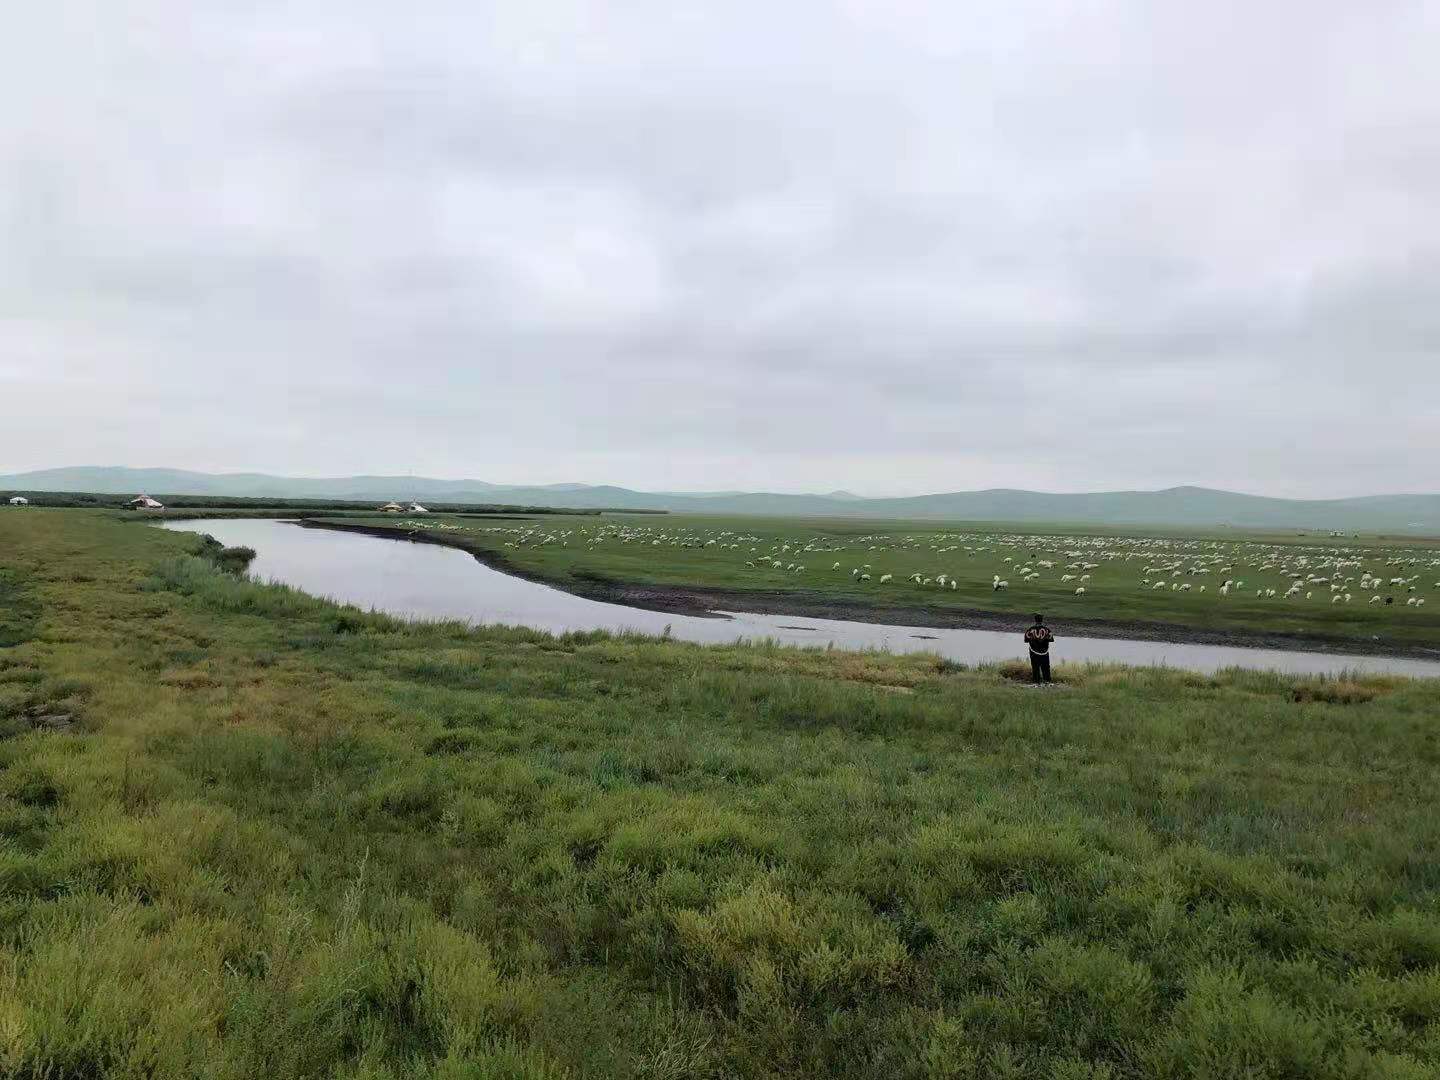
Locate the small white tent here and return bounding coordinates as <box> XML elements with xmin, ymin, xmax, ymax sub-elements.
<box><xmin>378</xmin><ymin>502</ymin><xmax>405</xmax><ymax>513</ymax></box>
<box><xmin>408</xmin><ymin>503</ymin><xmax>429</xmax><ymax>513</ymax></box>
<box><xmin>127</xmin><ymin>495</ymin><xmax>164</xmax><ymax>510</ymax></box>
<box><xmin>7</xmin><ymin>496</ymin><xmax>27</xmax><ymax>506</ymax></box>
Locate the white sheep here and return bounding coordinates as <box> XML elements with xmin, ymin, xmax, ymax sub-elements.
<box><xmin>1074</xmin><ymin>587</ymin><xmax>1086</xmax><ymax>595</ymax></box>
<box><xmin>879</xmin><ymin>573</ymin><xmax>893</xmax><ymax>583</ymax></box>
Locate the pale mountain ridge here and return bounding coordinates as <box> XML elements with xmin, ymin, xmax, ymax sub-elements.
<box><xmin>2</xmin><ymin>466</ymin><xmax>1438</xmax><ymax>531</ymax></box>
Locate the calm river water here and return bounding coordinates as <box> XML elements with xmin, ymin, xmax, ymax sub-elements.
<box><xmin>164</xmin><ymin>519</ymin><xmax>1440</xmax><ymax>678</ymax></box>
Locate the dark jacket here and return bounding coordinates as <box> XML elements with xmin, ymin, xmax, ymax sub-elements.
<box><xmin>1023</xmin><ymin>626</ymin><xmax>1054</xmax><ymax>655</ymax></box>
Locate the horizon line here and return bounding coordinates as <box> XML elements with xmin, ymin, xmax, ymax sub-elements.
<box><xmin>1</xmin><ymin>465</ymin><xmax>1437</xmax><ymax>504</ymax></box>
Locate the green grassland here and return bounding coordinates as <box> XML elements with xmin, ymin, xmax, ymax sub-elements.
<box><xmin>2</xmin><ymin>491</ymin><xmax>606</xmax><ymax>517</ymax></box>
<box><xmin>1</xmin><ymin>509</ymin><xmax>1439</xmax><ymax>1078</ymax></box>
<box><xmin>325</xmin><ymin>512</ymin><xmax>1440</xmax><ymax>650</ymax></box>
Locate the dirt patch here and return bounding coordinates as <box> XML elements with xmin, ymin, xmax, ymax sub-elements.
<box><xmin>1289</xmin><ymin>679</ymin><xmax>1396</xmax><ymax>705</ymax></box>
<box><xmin>993</xmin><ymin>660</ymin><xmax>1081</xmax><ymax>687</ymax></box>
<box><xmin>24</xmin><ymin>707</ymin><xmax>77</xmax><ymax>733</ymax></box>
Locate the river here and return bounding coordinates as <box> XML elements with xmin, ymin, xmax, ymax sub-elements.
<box><xmin>163</xmin><ymin>519</ymin><xmax>1440</xmax><ymax>678</ymax></box>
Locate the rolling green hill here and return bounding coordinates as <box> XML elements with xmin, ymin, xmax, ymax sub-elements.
<box><xmin>2</xmin><ymin>467</ymin><xmax>1438</xmax><ymax>531</ymax></box>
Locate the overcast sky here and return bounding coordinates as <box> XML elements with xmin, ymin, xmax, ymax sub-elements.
<box><xmin>3</xmin><ymin>1</ymin><xmax>1436</xmax><ymax>497</ymax></box>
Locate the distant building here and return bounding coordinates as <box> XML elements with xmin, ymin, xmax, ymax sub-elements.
<box><xmin>408</xmin><ymin>503</ymin><xmax>429</xmax><ymax>513</ymax></box>
<box><xmin>7</xmin><ymin>496</ymin><xmax>27</xmax><ymax>506</ymax></box>
<box><xmin>378</xmin><ymin>502</ymin><xmax>405</xmax><ymax>513</ymax></box>
<box><xmin>127</xmin><ymin>495</ymin><xmax>165</xmax><ymax>510</ymax></box>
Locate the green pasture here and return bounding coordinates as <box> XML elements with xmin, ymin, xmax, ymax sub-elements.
<box><xmin>0</xmin><ymin>510</ymin><xmax>1437</xmax><ymax>1077</ymax></box>
<box><xmin>340</xmin><ymin>512</ymin><xmax>1440</xmax><ymax>648</ymax></box>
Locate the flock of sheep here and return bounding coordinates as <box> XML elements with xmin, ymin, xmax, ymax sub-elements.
<box><xmin>390</xmin><ymin>517</ymin><xmax>1439</xmax><ymax>613</ymax></box>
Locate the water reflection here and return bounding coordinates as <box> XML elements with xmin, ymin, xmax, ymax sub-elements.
<box><xmin>162</xmin><ymin>519</ymin><xmax>1440</xmax><ymax>679</ymax></box>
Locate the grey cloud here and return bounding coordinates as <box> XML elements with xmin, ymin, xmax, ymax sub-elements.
<box><xmin>1</xmin><ymin>1</ymin><xmax>1436</xmax><ymax>496</ymax></box>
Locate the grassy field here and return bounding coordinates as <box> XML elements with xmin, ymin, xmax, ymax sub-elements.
<box><xmin>1</xmin><ymin>509</ymin><xmax>1439</xmax><ymax>1077</ymax></box>
<box><xmin>0</xmin><ymin>491</ymin><xmax>609</xmax><ymax>517</ymax></box>
<box><xmin>320</xmin><ymin>512</ymin><xmax>1440</xmax><ymax>649</ymax></box>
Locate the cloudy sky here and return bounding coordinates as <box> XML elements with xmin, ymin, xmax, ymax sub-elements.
<box><xmin>3</xmin><ymin>1</ymin><xmax>1436</xmax><ymax>497</ymax></box>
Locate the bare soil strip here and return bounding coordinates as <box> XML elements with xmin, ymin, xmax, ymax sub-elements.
<box><xmin>298</xmin><ymin>519</ymin><xmax>1440</xmax><ymax>661</ymax></box>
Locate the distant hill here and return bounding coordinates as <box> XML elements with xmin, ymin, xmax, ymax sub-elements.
<box><xmin>3</xmin><ymin>467</ymin><xmax>1438</xmax><ymax>532</ymax></box>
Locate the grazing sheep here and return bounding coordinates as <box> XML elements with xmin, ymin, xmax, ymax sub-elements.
<box><xmin>832</xmin><ymin>562</ymin><xmax>841</xmax><ymax>570</ymax></box>
<box><xmin>1074</xmin><ymin>587</ymin><xmax>1086</xmax><ymax>595</ymax></box>
<box><xmin>879</xmin><ymin>573</ymin><xmax>893</xmax><ymax>583</ymax></box>
<box><xmin>993</xmin><ymin>579</ymin><xmax>1009</xmax><ymax>591</ymax></box>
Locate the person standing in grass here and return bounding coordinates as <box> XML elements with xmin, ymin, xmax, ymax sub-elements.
<box><xmin>1024</xmin><ymin>613</ymin><xmax>1054</xmax><ymax>684</ymax></box>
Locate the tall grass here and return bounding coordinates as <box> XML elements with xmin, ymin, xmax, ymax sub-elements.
<box><xmin>0</xmin><ymin>510</ymin><xmax>1437</xmax><ymax>1078</ymax></box>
